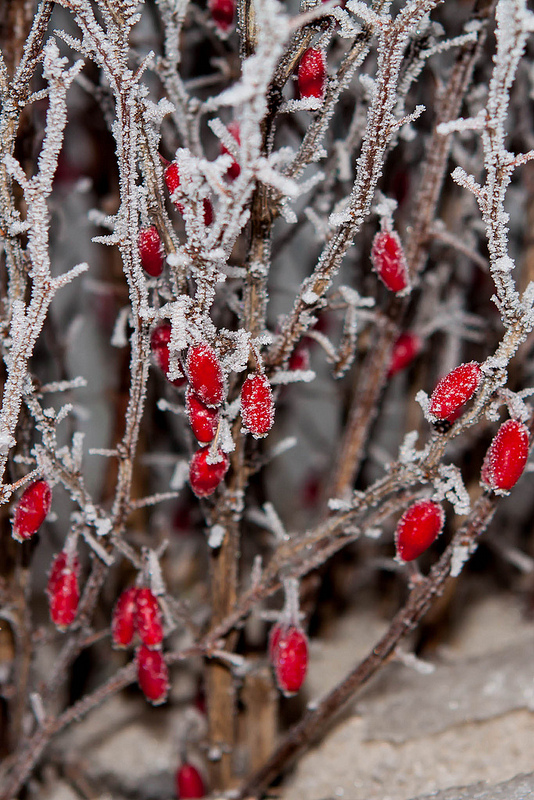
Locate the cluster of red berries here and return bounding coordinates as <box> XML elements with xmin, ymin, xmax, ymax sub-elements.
<box><xmin>10</xmin><ymin>481</ymin><xmax>80</xmax><ymax>630</ymax></box>
<box><xmin>112</xmin><ymin>586</ymin><xmax>169</xmax><ymax>705</ymax></box>
<box><xmin>394</xmin><ymin>365</ymin><xmax>531</xmax><ymax>564</ymax></box>
<box><xmin>185</xmin><ymin>343</ymin><xmax>228</xmax><ymax>497</ymax></box>
<box><xmin>269</xmin><ymin>622</ymin><xmax>309</xmax><ymax>696</ymax></box>
<box><xmin>150</xmin><ymin>326</ymin><xmax>276</xmax><ymax>494</ymax></box>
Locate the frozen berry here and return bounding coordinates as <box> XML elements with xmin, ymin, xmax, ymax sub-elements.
<box><xmin>164</xmin><ymin>162</ymin><xmax>213</xmax><ymax>226</ymax></box>
<box><xmin>150</xmin><ymin>323</ymin><xmax>186</xmax><ymax>386</ymax></box>
<box><xmin>481</xmin><ymin>419</ymin><xmax>529</xmax><ymax>493</ymax></box>
<box><xmin>135</xmin><ymin>587</ymin><xmax>164</xmax><ymax>648</ymax></box>
<box><xmin>186</xmin><ymin>344</ymin><xmax>225</xmax><ymax>407</ymax></box>
<box><xmin>388</xmin><ymin>332</ymin><xmax>422</xmax><ymax>378</ymax></box>
<box><xmin>136</xmin><ymin>645</ymin><xmax>169</xmax><ymax>705</ymax></box>
<box><xmin>189</xmin><ymin>447</ymin><xmax>229</xmax><ymax>498</ymax></box>
<box><xmin>209</xmin><ymin>0</ymin><xmax>235</xmax><ymax>31</ymax></box>
<box><xmin>164</xmin><ymin>161</ymin><xmax>180</xmax><ymax>198</ymax></box>
<box><xmin>186</xmin><ymin>388</ymin><xmax>220</xmax><ymax>444</ymax></box>
<box><xmin>240</xmin><ymin>373</ymin><xmax>274</xmax><ymax>438</ymax></box>
<box><xmin>221</xmin><ymin>121</ymin><xmax>240</xmax><ymax>180</ymax></box>
<box><xmin>47</xmin><ymin>551</ymin><xmax>80</xmax><ymax>630</ymax></box>
<box><xmin>395</xmin><ymin>500</ymin><xmax>444</xmax><ymax>562</ymax></box>
<box><xmin>176</xmin><ymin>762</ymin><xmax>206</xmax><ymax>799</ymax></box>
<box><xmin>371</xmin><ymin>230</ymin><xmax>409</xmax><ymax>294</ymax></box>
<box><xmin>289</xmin><ymin>344</ymin><xmax>310</xmax><ymax>372</ymax></box>
<box><xmin>138</xmin><ymin>226</ymin><xmax>164</xmax><ymax>277</ymax></box>
<box><xmin>429</xmin><ymin>361</ymin><xmax>481</xmax><ymax>421</ymax></box>
<box><xmin>298</xmin><ymin>48</ymin><xmax>326</xmax><ymax>100</ymax></box>
<box><xmin>112</xmin><ymin>587</ymin><xmax>139</xmax><ymax>649</ymax></box>
<box><xmin>271</xmin><ymin>625</ymin><xmax>308</xmax><ymax>696</ymax></box>
<box><xmin>12</xmin><ymin>479</ymin><xmax>52</xmax><ymax>542</ymax></box>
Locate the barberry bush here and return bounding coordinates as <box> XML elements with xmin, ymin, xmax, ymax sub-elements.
<box><xmin>1</xmin><ymin>0</ymin><xmax>534</xmax><ymax>797</ymax></box>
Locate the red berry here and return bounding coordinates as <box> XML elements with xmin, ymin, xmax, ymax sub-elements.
<box><xmin>208</xmin><ymin>0</ymin><xmax>234</xmax><ymax>30</ymax></box>
<box><xmin>481</xmin><ymin>419</ymin><xmax>529</xmax><ymax>492</ymax></box>
<box><xmin>429</xmin><ymin>361</ymin><xmax>481</xmax><ymax>421</ymax></box>
<box><xmin>271</xmin><ymin>625</ymin><xmax>308</xmax><ymax>696</ymax></box>
<box><xmin>221</xmin><ymin>121</ymin><xmax>240</xmax><ymax>181</ymax></box>
<box><xmin>12</xmin><ymin>480</ymin><xmax>52</xmax><ymax>542</ymax></box>
<box><xmin>135</xmin><ymin>587</ymin><xmax>164</xmax><ymax>648</ymax></box>
<box><xmin>164</xmin><ymin>163</ymin><xmax>213</xmax><ymax>226</ymax></box>
<box><xmin>136</xmin><ymin>645</ymin><xmax>169</xmax><ymax>705</ymax></box>
<box><xmin>47</xmin><ymin>551</ymin><xmax>80</xmax><ymax>594</ymax></box>
<box><xmin>202</xmin><ymin>197</ymin><xmax>213</xmax><ymax>227</ymax></box>
<box><xmin>164</xmin><ymin>161</ymin><xmax>181</xmax><ymax>197</ymax></box>
<box><xmin>189</xmin><ymin>447</ymin><xmax>229</xmax><ymax>497</ymax></box>
<box><xmin>176</xmin><ymin>763</ymin><xmax>206</xmax><ymax>799</ymax></box>
<box><xmin>371</xmin><ymin>230</ymin><xmax>409</xmax><ymax>293</ymax></box>
<box><xmin>395</xmin><ymin>500</ymin><xmax>444</xmax><ymax>562</ymax></box>
<box><xmin>289</xmin><ymin>345</ymin><xmax>310</xmax><ymax>372</ymax></box>
<box><xmin>112</xmin><ymin>587</ymin><xmax>139</xmax><ymax>648</ymax></box>
<box><xmin>47</xmin><ymin>551</ymin><xmax>80</xmax><ymax>630</ymax></box>
<box><xmin>298</xmin><ymin>48</ymin><xmax>326</xmax><ymax>100</ymax></box>
<box><xmin>138</xmin><ymin>226</ymin><xmax>164</xmax><ymax>277</ymax></box>
<box><xmin>150</xmin><ymin>323</ymin><xmax>186</xmax><ymax>386</ymax></box>
<box><xmin>186</xmin><ymin>344</ymin><xmax>225</xmax><ymax>407</ymax></box>
<box><xmin>186</xmin><ymin>388</ymin><xmax>220</xmax><ymax>444</ymax></box>
<box><xmin>387</xmin><ymin>332</ymin><xmax>422</xmax><ymax>378</ymax></box>
<box><xmin>240</xmin><ymin>373</ymin><xmax>274</xmax><ymax>438</ymax></box>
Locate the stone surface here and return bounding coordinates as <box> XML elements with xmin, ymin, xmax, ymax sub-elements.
<box><xmin>283</xmin><ymin>592</ymin><xmax>534</xmax><ymax>800</ymax></box>
<box><xmin>411</xmin><ymin>772</ymin><xmax>534</xmax><ymax>800</ymax></box>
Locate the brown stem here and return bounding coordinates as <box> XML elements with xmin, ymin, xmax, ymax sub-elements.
<box><xmin>327</xmin><ymin>318</ymin><xmax>398</xmax><ymax>498</ymax></box>
<box><xmin>205</xmin><ymin>429</ymin><xmax>245</xmax><ymax>790</ymax></box>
